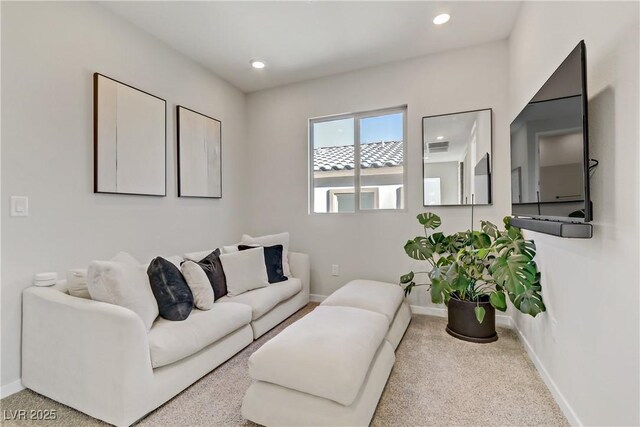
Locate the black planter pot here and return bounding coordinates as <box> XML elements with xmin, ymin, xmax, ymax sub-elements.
<box><xmin>446</xmin><ymin>296</ymin><xmax>498</xmax><ymax>343</ymax></box>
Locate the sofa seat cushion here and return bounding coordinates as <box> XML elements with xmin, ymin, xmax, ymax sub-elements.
<box><xmin>248</xmin><ymin>305</ymin><xmax>389</xmax><ymax>406</ymax></box>
<box><xmin>148</xmin><ymin>302</ymin><xmax>252</xmax><ymax>368</ymax></box>
<box><xmin>321</xmin><ymin>279</ymin><xmax>404</xmax><ymax>325</ymax></box>
<box><xmin>217</xmin><ymin>278</ymin><xmax>301</xmax><ymax>320</ymax></box>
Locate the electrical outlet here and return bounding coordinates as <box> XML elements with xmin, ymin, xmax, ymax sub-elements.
<box><xmin>11</xmin><ymin>196</ymin><xmax>29</xmax><ymax>217</ymax></box>
<box><xmin>331</xmin><ymin>264</ymin><xmax>339</xmax><ymax>276</ymax></box>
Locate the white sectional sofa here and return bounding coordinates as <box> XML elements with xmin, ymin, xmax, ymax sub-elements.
<box><xmin>21</xmin><ymin>251</ymin><xmax>310</xmax><ymax>427</ymax></box>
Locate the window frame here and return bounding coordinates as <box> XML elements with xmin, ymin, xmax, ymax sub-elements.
<box><xmin>308</xmin><ymin>105</ymin><xmax>408</xmax><ymax>214</ymax></box>
<box><xmin>328</xmin><ymin>187</ymin><xmax>380</xmax><ymax>212</ymax></box>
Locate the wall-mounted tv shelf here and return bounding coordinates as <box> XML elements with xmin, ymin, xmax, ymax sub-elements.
<box><xmin>511</xmin><ymin>217</ymin><xmax>593</xmax><ymax>239</ymax></box>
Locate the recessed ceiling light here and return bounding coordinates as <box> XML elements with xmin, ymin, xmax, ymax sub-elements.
<box><xmin>437</xmin><ymin>135</ymin><xmax>444</xmax><ymax>140</ymax></box>
<box><xmin>250</xmin><ymin>60</ymin><xmax>266</xmax><ymax>69</ymax></box>
<box><xmin>433</xmin><ymin>13</ymin><xmax>450</xmax><ymax>25</ymax></box>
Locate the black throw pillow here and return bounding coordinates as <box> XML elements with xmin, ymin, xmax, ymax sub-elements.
<box><xmin>197</xmin><ymin>249</ymin><xmax>227</xmax><ymax>300</ymax></box>
<box><xmin>238</xmin><ymin>244</ymin><xmax>288</xmax><ymax>284</ymax></box>
<box><xmin>147</xmin><ymin>257</ymin><xmax>193</xmax><ymax>321</ymax></box>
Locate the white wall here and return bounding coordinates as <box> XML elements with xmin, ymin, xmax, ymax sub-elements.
<box><xmin>509</xmin><ymin>2</ymin><xmax>639</xmax><ymax>425</ymax></box>
<box><xmin>1</xmin><ymin>2</ymin><xmax>248</xmax><ymax>390</ymax></box>
<box><xmin>246</xmin><ymin>41</ymin><xmax>509</xmax><ymax>303</ymax></box>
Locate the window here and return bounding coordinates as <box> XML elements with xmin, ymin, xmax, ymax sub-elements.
<box><xmin>329</xmin><ymin>188</ymin><xmax>379</xmax><ymax>212</ymax></box>
<box><xmin>310</xmin><ymin>107</ymin><xmax>406</xmax><ymax>213</ymax></box>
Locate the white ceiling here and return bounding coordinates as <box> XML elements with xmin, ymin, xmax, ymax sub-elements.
<box><xmin>101</xmin><ymin>1</ymin><xmax>521</xmax><ymax>93</ymax></box>
<box><xmin>423</xmin><ymin>111</ymin><xmax>479</xmax><ymax>163</ymax></box>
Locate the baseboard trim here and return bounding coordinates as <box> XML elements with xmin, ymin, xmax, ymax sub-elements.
<box><xmin>1</xmin><ymin>379</ymin><xmax>24</xmax><ymax>399</ymax></box>
<box><xmin>511</xmin><ymin>321</ymin><xmax>582</xmax><ymax>426</ymax></box>
<box><xmin>410</xmin><ymin>304</ymin><xmax>513</xmax><ymax>329</ymax></box>
<box><xmin>309</xmin><ymin>293</ymin><xmax>326</xmax><ymax>303</ymax></box>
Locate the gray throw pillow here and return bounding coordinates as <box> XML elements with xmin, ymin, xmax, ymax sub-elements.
<box><xmin>197</xmin><ymin>249</ymin><xmax>227</xmax><ymax>300</ymax></box>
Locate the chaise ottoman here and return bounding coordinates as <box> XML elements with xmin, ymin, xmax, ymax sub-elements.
<box><xmin>241</xmin><ymin>305</ymin><xmax>395</xmax><ymax>426</ymax></box>
<box><xmin>241</xmin><ymin>279</ymin><xmax>411</xmax><ymax>426</ymax></box>
<box><xmin>321</xmin><ymin>279</ymin><xmax>412</xmax><ymax>350</ymax></box>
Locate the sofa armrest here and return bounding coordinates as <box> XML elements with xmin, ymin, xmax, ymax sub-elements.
<box><xmin>288</xmin><ymin>252</ymin><xmax>310</xmax><ymax>296</ymax></box>
<box><xmin>22</xmin><ymin>286</ymin><xmax>153</xmax><ymax>423</ymax></box>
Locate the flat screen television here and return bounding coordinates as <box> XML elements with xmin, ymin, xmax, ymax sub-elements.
<box><xmin>510</xmin><ymin>40</ymin><xmax>591</xmax><ymax>223</ymax></box>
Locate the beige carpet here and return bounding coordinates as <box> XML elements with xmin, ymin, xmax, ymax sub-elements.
<box><xmin>1</xmin><ymin>304</ymin><xmax>568</xmax><ymax>426</ymax></box>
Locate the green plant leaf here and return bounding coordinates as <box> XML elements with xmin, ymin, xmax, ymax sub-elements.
<box><xmin>436</xmin><ymin>256</ymin><xmax>453</xmax><ymax>267</ymax></box>
<box><xmin>503</xmin><ymin>216</ymin><xmax>512</xmax><ymax>229</ymax></box>
<box><xmin>400</xmin><ymin>271</ymin><xmax>414</xmax><ymax>284</ymax></box>
<box><xmin>491</xmin><ymin>255</ymin><xmax>546</xmax><ymax>317</ymax></box>
<box><xmin>476</xmin><ymin>248</ymin><xmax>490</xmax><ymax>259</ymax></box>
<box><xmin>474</xmin><ymin>306</ymin><xmax>486</xmax><ymax>324</ymax></box>
<box><xmin>495</xmin><ymin>231</ymin><xmax>536</xmax><ymax>260</ymax></box>
<box><xmin>489</xmin><ymin>291</ymin><xmax>507</xmax><ymax>311</ymax></box>
<box><xmin>490</xmin><ymin>254</ymin><xmax>537</xmax><ymax>293</ymax></box>
<box><xmin>472</xmin><ymin>232</ymin><xmax>492</xmax><ymax>249</ymax></box>
<box><xmin>508</xmin><ymin>288</ymin><xmax>546</xmax><ymax>317</ymax></box>
<box><xmin>403</xmin><ymin>282</ymin><xmax>416</xmax><ymax>297</ymax></box>
<box><xmin>481</xmin><ymin>221</ymin><xmax>499</xmax><ymax>238</ymax></box>
<box><xmin>417</xmin><ymin>212</ymin><xmax>442</xmax><ymax>229</ymax></box>
<box><xmin>443</xmin><ymin>232</ymin><xmax>468</xmax><ymax>253</ymax></box>
<box><xmin>451</xmin><ymin>270</ymin><xmax>470</xmax><ymax>293</ymax></box>
<box><xmin>428</xmin><ymin>232</ymin><xmax>448</xmax><ymax>253</ymax></box>
<box><xmin>404</xmin><ymin>237</ymin><xmax>434</xmax><ymax>261</ymax></box>
<box><xmin>429</xmin><ymin>232</ymin><xmax>446</xmax><ymax>244</ymax></box>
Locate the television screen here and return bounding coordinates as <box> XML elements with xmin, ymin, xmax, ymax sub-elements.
<box><xmin>510</xmin><ymin>41</ymin><xmax>591</xmax><ymax>222</ymax></box>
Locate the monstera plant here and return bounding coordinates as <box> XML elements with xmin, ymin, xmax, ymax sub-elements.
<box><xmin>401</xmin><ymin>212</ymin><xmax>545</xmax><ymax>341</ymax></box>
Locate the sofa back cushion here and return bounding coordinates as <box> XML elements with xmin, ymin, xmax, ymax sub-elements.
<box><xmin>147</xmin><ymin>257</ymin><xmax>193</xmax><ymax>321</ymax></box>
<box><xmin>238</xmin><ymin>245</ymin><xmax>287</xmax><ymax>284</ymax></box>
<box><xmin>241</xmin><ymin>232</ymin><xmax>291</xmax><ymax>277</ymax></box>
<box><xmin>219</xmin><ymin>247</ymin><xmax>269</xmax><ymax>296</ymax></box>
<box><xmin>87</xmin><ymin>251</ymin><xmax>159</xmax><ymax>331</ymax></box>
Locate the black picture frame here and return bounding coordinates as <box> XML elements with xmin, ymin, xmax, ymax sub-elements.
<box><xmin>421</xmin><ymin>107</ymin><xmax>493</xmax><ymax>207</ymax></box>
<box><xmin>176</xmin><ymin>105</ymin><xmax>223</xmax><ymax>199</ymax></box>
<box><xmin>93</xmin><ymin>73</ymin><xmax>167</xmax><ymax>197</ymax></box>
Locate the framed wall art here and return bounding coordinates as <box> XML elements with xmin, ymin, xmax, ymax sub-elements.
<box><xmin>94</xmin><ymin>73</ymin><xmax>166</xmax><ymax>196</ymax></box>
<box><xmin>176</xmin><ymin>106</ymin><xmax>222</xmax><ymax>198</ymax></box>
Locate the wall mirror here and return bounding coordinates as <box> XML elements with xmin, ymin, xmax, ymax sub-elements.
<box><xmin>94</xmin><ymin>73</ymin><xmax>166</xmax><ymax>196</ymax></box>
<box><xmin>422</xmin><ymin>108</ymin><xmax>492</xmax><ymax>206</ymax></box>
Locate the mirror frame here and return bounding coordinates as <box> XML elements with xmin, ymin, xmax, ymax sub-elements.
<box><xmin>421</xmin><ymin>108</ymin><xmax>493</xmax><ymax>207</ymax></box>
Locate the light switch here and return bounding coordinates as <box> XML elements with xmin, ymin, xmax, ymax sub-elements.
<box><xmin>11</xmin><ymin>196</ymin><xmax>29</xmax><ymax>217</ymax></box>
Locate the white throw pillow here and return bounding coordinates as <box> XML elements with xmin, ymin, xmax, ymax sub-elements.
<box><xmin>241</xmin><ymin>232</ymin><xmax>291</xmax><ymax>277</ymax></box>
<box><xmin>66</xmin><ymin>268</ymin><xmax>90</xmax><ymax>299</ymax></box>
<box><xmin>87</xmin><ymin>252</ymin><xmax>159</xmax><ymax>331</ymax></box>
<box><xmin>181</xmin><ymin>261</ymin><xmax>215</xmax><ymax>310</ymax></box>
<box><xmin>219</xmin><ymin>247</ymin><xmax>269</xmax><ymax>296</ymax></box>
